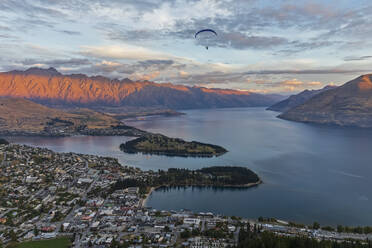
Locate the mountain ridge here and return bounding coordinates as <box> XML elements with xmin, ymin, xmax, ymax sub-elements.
<box><xmin>0</xmin><ymin>67</ymin><xmax>283</xmax><ymax>109</ymax></box>
<box><xmin>267</xmin><ymin>85</ymin><xmax>337</xmax><ymax>112</ymax></box>
<box><xmin>279</xmin><ymin>74</ymin><xmax>372</xmax><ymax>128</ymax></box>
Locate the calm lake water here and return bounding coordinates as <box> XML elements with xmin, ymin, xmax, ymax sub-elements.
<box><xmin>7</xmin><ymin>107</ymin><xmax>372</xmax><ymax>226</ymax></box>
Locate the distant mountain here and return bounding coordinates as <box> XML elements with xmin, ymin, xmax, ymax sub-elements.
<box><xmin>0</xmin><ymin>68</ymin><xmax>283</xmax><ymax>109</ymax></box>
<box><xmin>267</xmin><ymin>85</ymin><xmax>337</xmax><ymax>112</ymax></box>
<box><xmin>0</xmin><ymin>97</ymin><xmax>144</xmax><ymax>136</ymax></box>
<box><xmin>279</xmin><ymin>75</ymin><xmax>372</xmax><ymax>128</ymax></box>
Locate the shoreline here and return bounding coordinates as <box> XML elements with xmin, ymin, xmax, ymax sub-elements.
<box><xmin>153</xmin><ymin>180</ymin><xmax>262</xmax><ymax>189</ymax></box>
<box><xmin>141</xmin><ymin>186</ymin><xmax>159</xmax><ymax>208</ymax></box>
<box><xmin>121</xmin><ymin>149</ymin><xmax>227</xmax><ymax>158</ymax></box>
<box><xmin>141</xmin><ymin>180</ymin><xmax>262</xmax><ymax>208</ymax></box>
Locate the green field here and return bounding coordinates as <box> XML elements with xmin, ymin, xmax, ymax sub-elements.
<box><xmin>16</xmin><ymin>237</ymin><xmax>71</xmax><ymax>248</ymax></box>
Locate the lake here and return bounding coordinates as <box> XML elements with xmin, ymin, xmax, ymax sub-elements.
<box><xmin>7</xmin><ymin>107</ymin><xmax>372</xmax><ymax>226</ymax></box>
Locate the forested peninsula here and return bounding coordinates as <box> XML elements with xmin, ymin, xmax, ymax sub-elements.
<box><xmin>112</xmin><ymin>166</ymin><xmax>262</xmax><ymax>191</ymax></box>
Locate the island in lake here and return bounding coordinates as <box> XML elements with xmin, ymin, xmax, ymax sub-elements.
<box><xmin>120</xmin><ymin>134</ymin><xmax>228</xmax><ymax>157</ymax></box>
<box><xmin>113</xmin><ymin>166</ymin><xmax>262</xmax><ymax>193</ymax></box>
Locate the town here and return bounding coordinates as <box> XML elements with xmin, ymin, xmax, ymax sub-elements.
<box><xmin>0</xmin><ymin>143</ymin><xmax>372</xmax><ymax>248</ymax></box>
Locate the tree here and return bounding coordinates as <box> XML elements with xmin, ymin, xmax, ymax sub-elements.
<box><xmin>192</xmin><ymin>228</ymin><xmax>200</xmax><ymax>236</ymax></box>
<box><xmin>33</xmin><ymin>227</ymin><xmax>39</xmax><ymax>236</ymax></box>
<box><xmin>110</xmin><ymin>239</ymin><xmax>119</xmax><ymax>248</ymax></box>
<box><xmin>180</xmin><ymin>230</ymin><xmax>191</xmax><ymax>239</ymax></box>
<box><xmin>337</xmin><ymin>225</ymin><xmax>344</xmax><ymax>233</ymax></box>
<box><xmin>9</xmin><ymin>230</ymin><xmax>17</xmax><ymax>242</ymax></box>
<box><xmin>313</xmin><ymin>222</ymin><xmax>320</xmax><ymax>230</ymax></box>
<box><xmin>321</xmin><ymin>226</ymin><xmax>334</xmax><ymax>232</ymax></box>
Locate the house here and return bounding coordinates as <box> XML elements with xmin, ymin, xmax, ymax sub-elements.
<box><xmin>127</xmin><ymin>187</ymin><xmax>139</xmax><ymax>194</ymax></box>
<box><xmin>184</xmin><ymin>218</ymin><xmax>201</xmax><ymax>226</ymax></box>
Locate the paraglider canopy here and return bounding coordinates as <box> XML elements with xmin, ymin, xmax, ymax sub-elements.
<box><xmin>195</xmin><ymin>29</ymin><xmax>217</xmax><ymax>50</ymax></box>
<box><xmin>195</xmin><ymin>29</ymin><xmax>218</xmax><ymax>38</ymax></box>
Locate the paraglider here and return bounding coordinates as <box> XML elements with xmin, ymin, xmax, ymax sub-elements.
<box><xmin>195</xmin><ymin>29</ymin><xmax>217</xmax><ymax>50</ymax></box>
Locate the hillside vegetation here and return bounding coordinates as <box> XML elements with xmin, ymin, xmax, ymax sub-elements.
<box><xmin>113</xmin><ymin>166</ymin><xmax>261</xmax><ymax>190</ymax></box>
<box><xmin>0</xmin><ymin>97</ymin><xmax>145</xmax><ymax>136</ymax></box>
<box><xmin>120</xmin><ymin>134</ymin><xmax>227</xmax><ymax>157</ymax></box>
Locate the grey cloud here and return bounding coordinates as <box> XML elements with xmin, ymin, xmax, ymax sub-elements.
<box><xmin>65</xmin><ymin>58</ymin><xmax>182</xmax><ymax>78</ymax></box>
<box><xmin>0</xmin><ymin>0</ymin><xmax>67</xmax><ymax>19</ymax></box>
<box><xmin>96</xmin><ymin>2</ymin><xmax>351</xmax><ymax>53</ymax></box>
<box><xmin>344</xmin><ymin>56</ymin><xmax>372</xmax><ymax>62</ymax></box>
<box><xmin>243</xmin><ymin>69</ymin><xmax>370</xmax><ymax>75</ymax></box>
<box><xmin>210</xmin><ymin>32</ymin><xmax>288</xmax><ymax>50</ymax></box>
<box><xmin>106</xmin><ymin>29</ymin><xmax>159</xmax><ymax>41</ymax></box>
<box><xmin>0</xmin><ymin>25</ymin><xmax>11</xmax><ymax>31</ymax></box>
<box><xmin>0</xmin><ymin>34</ymin><xmax>18</xmax><ymax>40</ymax></box>
<box><xmin>277</xmin><ymin>40</ymin><xmax>336</xmax><ymax>55</ymax></box>
<box><xmin>13</xmin><ymin>18</ymin><xmax>56</xmax><ymax>29</ymax></box>
<box><xmin>38</xmin><ymin>0</ymin><xmax>162</xmax><ymax>12</ymax></box>
<box><xmin>21</xmin><ymin>58</ymin><xmax>91</xmax><ymax>67</ymax></box>
<box><xmin>104</xmin><ymin>25</ymin><xmax>289</xmax><ymax>50</ymax></box>
<box><xmin>58</xmin><ymin>30</ymin><xmax>81</xmax><ymax>35</ymax></box>
<box><xmin>137</xmin><ymin>60</ymin><xmax>175</xmax><ymax>70</ymax></box>
<box><xmin>0</xmin><ymin>0</ymin><xmax>70</xmax><ymax>32</ymax></box>
<box><xmin>171</xmin><ymin>67</ymin><xmax>369</xmax><ymax>86</ymax></box>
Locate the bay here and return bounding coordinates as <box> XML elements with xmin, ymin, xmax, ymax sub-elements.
<box><xmin>7</xmin><ymin>107</ymin><xmax>372</xmax><ymax>226</ymax></box>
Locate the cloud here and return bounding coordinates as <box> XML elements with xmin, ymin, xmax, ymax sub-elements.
<box><xmin>197</xmin><ymin>31</ymin><xmax>289</xmax><ymax>50</ymax></box>
<box><xmin>344</xmin><ymin>56</ymin><xmax>372</xmax><ymax>61</ymax></box>
<box><xmin>57</xmin><ymin>30</ymin><xmax>81</xmax><ymax>35</ymax></box>
<box><xmin>0</xmin><ymin>34</ymin><xmax>18</xmax><ymax>40</ymax></box>
<box><xmin>281</xmin><ymin>79</ymin><xmax>303</xmax><ymax>86</ymax></box>
<box><xmin>274</xmin><ymin>79</ymin><xmax>324</xmax><ymax>92</ymax></box>
<box><xmin>21</xmin><ymin>58</ymin><xmax>91</xmax><ymax>67</ymax></box>
<box><xmin>0</xmin><ymin>0</ymin><xmax>67</xmax><ymax>32</ymax></box>
<box><xmin>80</xmin><ymin>44</ymin><xmax>178</xmax><ymax>61</ymax></box>
<box><xmin>0</xmin><ymin>25</ymin><xmax>10</xmax><ymax>31</ymax></box>
<box><xmin>179</xmin><ymin>70</ymin><xmax>189</xmax><ymax>78</ymax></box>
<box><xmin>244</xmin><ymin>88</ymin><xmax>270</xmax><ymax>94</ymax></box>
<box><xmin>279</xmin><ymin>79</ymin><xmax>323</xmax><ymax>90</ymax></box>
<box><xmin>243</xmin><ymin>69</ymin><xmax>370</xmax><ymax>75</ymax></box>
<box><xmin>131</xmin><ymin>71</ymin><xmax>160</xmax><ymax>81</ymax></box>
<box><xmin>308</xmin><ymin>81</ymin><xmax>322</xmax><ymax>86</ymax></box>
<box><xmin>140</xmin><ymin>0</ymin><xmax>231</xmax><ymax>30</ymax></box>
<box><xmin>2</xmin><ymin>0</ymin><xmax>372</xmax><ymax>94</ymax></box>
<box><xmin>137</xmin><ymin>60</ymin><xmax>175</xmax><ymax>70</ymax></box>
<box><xmin>0</xmin><ymin>0</ymin><xmax>66</xmax><ymax>18</ymax></box>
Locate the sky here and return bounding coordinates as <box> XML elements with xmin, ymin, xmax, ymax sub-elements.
<box><xmin>1</xmin><ymin>0</ymin><xmax>372</xmax><ymax>94</ymax></box>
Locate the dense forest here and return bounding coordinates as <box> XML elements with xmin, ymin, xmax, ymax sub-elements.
<box><xmin>238</xmin><ymin>224</ymin><xmax>372</xmax><ymax>248</ymax></box>
<box><xmin>120</xmin><ymin>134</ymin><xmax>227</xmax><ymax>157</ymax></box>
<box><xmin>154</xmin><ymin>166</ymin><xmax>261</xmax><ymax>187</ymax></box>
<box><xmin>112</xmin><ymin>166</ymin><xmax>261</xmax><ymax>193</ymax></box>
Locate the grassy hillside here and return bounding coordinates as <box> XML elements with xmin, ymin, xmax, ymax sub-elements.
<box><xmin>0</xmin><ymin>97</ymin><xmax>121</xmax><ymax>132</ymax></box>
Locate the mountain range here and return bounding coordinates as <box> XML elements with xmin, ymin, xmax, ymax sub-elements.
<box><xmin>267</xmin><ymin>85</ymin><xmax>337</xmax><ymax>112</ymax></box>
<box><xmin>0</xmin><ymin>67</ymin><xmax>283</xmax><ymax>110</ymax></box>
<box><xmin>279</xmin><ymin>75</ymin><xmax>372</xmax><ymax>128</ymax></box>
